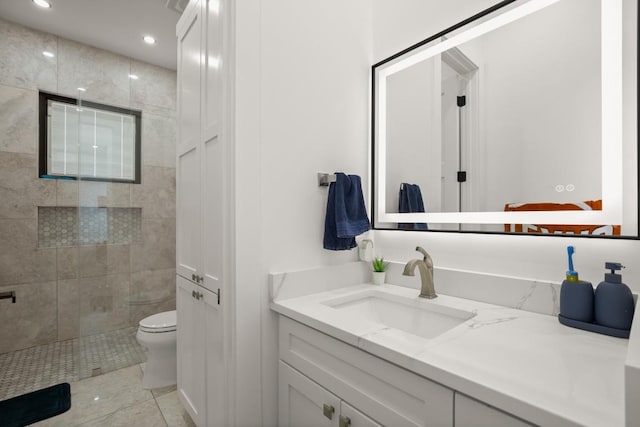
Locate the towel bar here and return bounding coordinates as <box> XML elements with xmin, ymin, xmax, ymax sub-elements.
<box><xmin>318</xmin><ymin>173</ymin><xmax>337</xmax><ymax>187</ymax></box>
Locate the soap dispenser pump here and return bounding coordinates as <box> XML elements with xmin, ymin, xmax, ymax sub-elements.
<box><xmin>559</xmin><ymin>246</ymin><xmax>594</xmax><ymax>323</ymax></box>
<box><xmin>594</xmin><ymin>263</ymin><xmax>635</xmax><ymax>331</ymax></box>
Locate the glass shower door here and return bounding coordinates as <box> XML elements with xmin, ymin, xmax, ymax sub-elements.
<box><xmin>74</xmin><ymin>90</ymin><xmax>145</xmax><ymax>381</ymax></box>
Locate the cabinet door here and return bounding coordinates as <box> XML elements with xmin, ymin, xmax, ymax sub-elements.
<box><xmin>176</xmin><ymin>276</ymin><xmax>206</xmax><ymax>426</ymax></box>
<box><xmin>279</xmin><ymin>361</ymin><xmax>340</xmax><ymax>427</ymax></box>
<box><xmin>176</xmin><ymin>0</ymin><xmax>202</xmax><ymax>281</ymax></box>
<box><xmin>455</xmin><ymin>393</ymin><xmax>532</xmax><ymax>427</ymax></box>
<box><xmin>340</xmin><ymin>402</ymin><xmax>382</xmax><ymax>427</ymax></box>
<box><xmin>200</xmin><ymin>90</ymin><xmax>224</xmax><ymax>293</ymax></box>
<box><xmin>200</xmin><ymin>0</ymin><xmax>225</xmax><ymax>294</ymax></box>
<box><xmin>202</xmin><ymin>0</ymin><xmax>223</xmax><ymax>141</ymax></box>
<box><xmin>204</xmin><ymin>287</ymin><xmax>225</xmax><ymax>426</ymax></box>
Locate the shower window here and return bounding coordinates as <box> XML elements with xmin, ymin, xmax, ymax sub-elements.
<box><xmin>39</xmin><ymin>92</ymin><xmax>142</xmax><ymax>183</ymax></box>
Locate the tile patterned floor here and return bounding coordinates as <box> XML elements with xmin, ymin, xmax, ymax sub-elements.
<box><xmin>32</xmin><ymin>365</ymin><xmax>195</xmax><ymax>427</ymax></box>
<box><xmin>0</xmin><ymin>327</ymin><xmax>146</xmax><ymax>400</ymax></box>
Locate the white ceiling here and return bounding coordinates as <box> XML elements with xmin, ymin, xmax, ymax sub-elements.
<box><xmin>0</xmin><ymin>0</ymin><xmax>182</xmax><ymax>70</ymax></box>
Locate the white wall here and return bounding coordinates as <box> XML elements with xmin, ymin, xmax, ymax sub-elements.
<box><xmin>372</xmin><ymin>0</ymin><xmax>640</xmax><ymax>290</ymax></box>
<box><xmin>234</xmin><ymin>0</ymin><xmax>373</xmax><ymax>425</ymax></box>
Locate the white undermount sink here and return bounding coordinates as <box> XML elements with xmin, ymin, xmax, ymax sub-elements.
<box><xmin>323</xmin><ymin>290</ymin><xmax>476</xmax><ymax>340</ymax></box>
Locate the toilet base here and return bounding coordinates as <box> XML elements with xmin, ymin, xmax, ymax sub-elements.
<box><xmin>141</xmin><ymin>362</ymin><xmax>177</xmax><ymax>389</ymax></box>
<box><xmin>136</xmin><ymin>329</ymin><xmax>177</xmax><ymax>390</ymax></box>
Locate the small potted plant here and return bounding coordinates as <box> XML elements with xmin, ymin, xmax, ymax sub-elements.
<box><xmin>371</xmin><ymin>257</ymin><xmax>388</xmax><ymax>285</ymax></box>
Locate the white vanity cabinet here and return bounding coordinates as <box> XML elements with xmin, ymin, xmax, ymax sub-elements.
<box><xmin>278</xmin><ymin>315</ymin><xmax>538</xmax><ymax>427</ymax></box>
<box><xmin>176</xmin><ymin>275</ymin><xmax>224</xmax><ymax>427</ymax></box>
<box><xmin>278</xmin><ymin>316</ymin><xmax>454</xmax><ymax>426</ymax></box>
<box><xmin>454</xmin><ymin>393</ymin><xmax>533</xmax><ymax>427</ymax></box>
<box><xmin>279</xmin><ymin>361</ymin><xmax>382</xmax><ymax>427</ymax></box>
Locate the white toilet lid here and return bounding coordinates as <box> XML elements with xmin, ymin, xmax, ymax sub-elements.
<box><xmin>139</xmin><ymin>310</ymin><xmax>176</xmax><ymax>332</ymax></box>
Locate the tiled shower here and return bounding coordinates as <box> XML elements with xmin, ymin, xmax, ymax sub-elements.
<box><xmin>0</xmin><ymin>18</ymin><xmax>176</xmax><ymax>399</ymax></box>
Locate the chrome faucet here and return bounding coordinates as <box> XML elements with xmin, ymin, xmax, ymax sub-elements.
<box><xmin>402</xmin><ymin>246</ymin><xmax>437</xmax><ymax>299</ymax></box>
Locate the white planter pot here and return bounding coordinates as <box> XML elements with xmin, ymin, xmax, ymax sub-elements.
<box><xmin>372</xmin><ymin>271</ymin><xmax>386</xmax><ymax>285</ymax></box>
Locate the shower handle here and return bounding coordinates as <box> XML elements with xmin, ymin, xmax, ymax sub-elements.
<box><xmin>0</xmin><ymin>291</ymin><xmax>16</xmax><ymax>303</ymax></box>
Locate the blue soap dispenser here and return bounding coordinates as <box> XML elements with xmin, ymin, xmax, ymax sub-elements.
<box><xmin>559</xmin><ymin>246</ymin><xmax>594</xmax><ymax>323</ymax></box>
<box><xmin>594</xmin><ymin>263</ymin><xmax>635</xmax><ymax>331</ymax></box>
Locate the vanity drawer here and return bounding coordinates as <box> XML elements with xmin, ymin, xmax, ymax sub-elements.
<box><xmin>279</xmin><ymin>316</ymin><xmax>454</xmax><ymax>427</ymax></box>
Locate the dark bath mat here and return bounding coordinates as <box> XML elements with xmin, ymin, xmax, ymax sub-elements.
<box><xmin>0</xmin><ymin>383</ymin><xmax>71</xmax><ymax>427</ymax></box>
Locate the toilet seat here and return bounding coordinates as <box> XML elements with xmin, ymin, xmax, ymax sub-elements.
<box><xmin>139</xmin><ymin>310</ymin><xmax>176</xmax><ymax>333</ymax></box>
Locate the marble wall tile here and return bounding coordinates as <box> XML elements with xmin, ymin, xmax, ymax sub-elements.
<box><xmin>0</xmin><ymin>219</ymin><xmax>56</xmax><ymax>285</ymax></box>
<box><xmin>57</xmin><ymin>38</ymin><xmax>130</xmax><ymax>108</ymax></box>
<box><xmin>0</xmin><ymin>84</ymin><xmax>38</xmax><ymax>154</ymax></box>
<box><xmin>78</xmin><ymin>274</ymin><xmax>130</xmax><ymax>336</ymax></box>
<box><xmin>57</xmin><ymin>278</ymin><xmax>79</xmax><ymax>341</ymax></box>
<box><xmin>129</xmin><ymin>268</ymin><xmax>176</xmax><ymax>326</ymax></box>
<box><xmin>0</xmin><ymin>19</ymin><xmax>57</xmax><ymax>92</ymax></box>
<box><xmin>130</xmin><ymin>218</ymin><xmax>176</xmax><ymax>273</ymax></box>
<box><xmin>142</xmin><ymin>112</ymin><xmax>176</xmax><ymax>168</ymax></box>
<box><xmin>0</xmin><ymin>281</ymin><xmax>57</xmax><ymax>354</ymax></box>
<box><xmin>131</xmin><ymin>166</ymin><xmax>176</xmax><ymax>219</ymax></box>
<box><xmin>107</xmin><ymin>245</ymin><xmax>131</xmax><ymax>275</ymax></box>
<box><xmin>130</xmin><ymin>60</ymin><xmax>176</xmax><ymax>115</ymax></box>
<box><xmin>76</xmin><ymin>181</ymin><xmax>131</xmax><ymax>208</ymax></box>
<box><xmin>130</xmin><ymin>268</ymin><xmax>175</xmax><ymax>306</ymax></box>
<box><xmin>0</xmin><ymin>155</ymin><xmax>56</xmax><ymax>219</ymax></box>
<box><xmin>0</xmin><ymin>151</ymin><xmax>36</xmax><ymax>168</ymax></box>
<box><xmin>57</xmin><ymin>247</ymin><xmax>78</xmax><ymax>279</ymax></box>
<box><xmin>78</xmin><ymin>245</ymin><xmax>108</xmax><ymax>278</ymax></box>
<box><xmin>56</xmin><ymin>180</ymin><xmax>78</xmax><ymax>207</ymax></box>
<box><xmin>130</xmin><ymin>297</ymin><xmax>176</xmax><ymax>328</ymax></box>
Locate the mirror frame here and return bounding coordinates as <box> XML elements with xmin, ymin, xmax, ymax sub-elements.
<box><xmin>371</xmin><ymin>0</ymin><xmax>638</xmax><ymax>238</ymax></box>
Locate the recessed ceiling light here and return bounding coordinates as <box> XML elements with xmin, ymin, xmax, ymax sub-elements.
<box><xmin>143</xmin><ymin>35</ymin><xmax>156</xmax><ymax>45</ymax></box>
<box><xmin>33</xmin><ymin>0</ymin><xmax>51</xmax><ymax>8</ymax></box>
<box><xmin>77</xmin><ymin>87</ymin><xmax>86</xmax><ymax>92</ymax></box>
<box><xmin>128</xmin><ymin>74</ymin><xmax>139</xmax><ymax>80</ymax></box>
<box><xmin>42</xmin><ymin>51</ymin><xmax>55</xmax><ymax>58</ymax></box>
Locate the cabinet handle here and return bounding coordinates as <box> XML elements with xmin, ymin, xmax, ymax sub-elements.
<box><xmin>192</xmin><ymin>274</ymin><xmax>196</xmax><ymax>281</ymax></box>
<box><xmin>192</xmin><ymin>290</ymin><xmax>196</xmax><ymax>298</ymax></box>
<box><xmin>339</xmin><ymin>415</ymin><xmax>351</xmax><ymax>427</ymax></box>
<box><xmin>322</xmin><ymin>404</ymin><xmax>335</xmax><ymax>420</ymax></box>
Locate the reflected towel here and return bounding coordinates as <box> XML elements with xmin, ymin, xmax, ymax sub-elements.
<box><xmin>323</xmin><ymin>173</ymin><xmax>371</xmax><ymax>250</ymax></box>
<box><xmin>399</xmin><ymin>183</ymin><xmax>428</xmax><ymax>230</ymax></box>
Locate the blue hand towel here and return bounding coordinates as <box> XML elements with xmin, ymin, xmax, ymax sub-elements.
<box><xmin>399</xmin><ymin>183</ymin><xmax>428</xmax><ymax>230</ymax></box>
<box><xmin>323</xmin><ymin>173</ymin><xmax>371</xmax><ymax>250</ymax></box>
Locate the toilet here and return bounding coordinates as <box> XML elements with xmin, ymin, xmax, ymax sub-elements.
<box><xmin>136</xmin><ymin>310</ymin><xmax>177</xmax><ymax>389</ymax></box>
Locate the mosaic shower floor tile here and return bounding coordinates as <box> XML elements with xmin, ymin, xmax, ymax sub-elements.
<box><xmin>0</xmin><ymin>326</ymin><xmax>146</xmax><ymax>400</ymax></box>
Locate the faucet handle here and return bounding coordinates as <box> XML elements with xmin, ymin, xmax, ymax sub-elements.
<box><xmin>415</xmin><ymin>246</ymin><xmax>428</xmax><ymax>260</ymax></box>
<box><xmin>415</xmin><ymin>246</ymin><xmax>433</xmax><ymax>268</ymax></box>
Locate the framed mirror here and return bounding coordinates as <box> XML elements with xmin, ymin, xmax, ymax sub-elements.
<box><xmin>372</xmin><ymin>0</ymin><xmax>638</xmax><ymax>237</ymax></box>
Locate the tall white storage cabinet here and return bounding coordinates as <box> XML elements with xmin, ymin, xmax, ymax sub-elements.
<box><xmin>176</xmin><ymin>0</ymin><xmax>227</xmax><ymax>426</ymax></box>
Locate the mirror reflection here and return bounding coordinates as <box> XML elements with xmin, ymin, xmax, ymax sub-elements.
<box><xmin>374</xmin><ymin>0</ymin><xmax>635</xmax><ymax>236</ymax></box>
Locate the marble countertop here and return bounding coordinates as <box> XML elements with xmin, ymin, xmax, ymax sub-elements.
<box><xmin>271</xmin><ymin>283</ymin><xmax>629</xmax><ymax>427</ymax></box>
